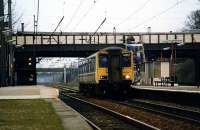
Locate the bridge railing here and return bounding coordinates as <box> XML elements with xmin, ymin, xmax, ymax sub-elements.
<box><xmin>13</xmin><ymin>32</ymin><xmax>200</xmax><ymax>45</ymax></box>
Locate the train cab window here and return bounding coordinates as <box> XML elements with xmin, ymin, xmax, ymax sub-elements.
<box><xmin>99</xmin><ymin>55</ymin><xmax>108</xmax><ymax>67</ymax></box>
<box><xmin>122</xmin><ymin>56</ymin><xmax>131</xmax><ymax>67</ymax></box>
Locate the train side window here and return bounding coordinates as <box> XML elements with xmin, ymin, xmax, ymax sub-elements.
<box><xmin>80</xmin><ymin>66</ymin><xmax>82</xmax><ymax>74</ymax></box>
<box><xmin>88</xmin><ymin>60</ymin><xmax>90</xmax><ymax>72</ymax></box>
<box><xmin>81</xmin><ymin>65</ymin><xmax>83</xmax><ymax>74</ymax></box>
<box><xmin>93</xmin><ymin>58</ymin><xmax>96</xmax><ymax>70</ymax></box>
<box><xmin>82</xmin><ymin>65</ymin><xmax>84</xmax><ymax>73</ymax></box>
<box><xmin>99</xmin><ymin>55</ymin><xmax>108</xmax><ymax>67</ymax></box>
<box><xmin>90</xmin><ymin>59</ymin><xmax>93</xmax><ymax>72</ymax></box>
<box><xmin>85</xmin><ymin>60</ymin><xmax>88</xmax><ymax>73</ymax></box>
<box><xmin>78</xmin><ymin>66</ymin><xmax>81</xmax><ymax>74</ymax></box>
<box><xmin>122</xmin><ymin>56</ymin><xmax>131</xmax><ymax>67</ymax></box>
<box><xmin>86</xmin><ymin>63</ymin><xmax>89</xmax><ymax>73</ymax></box>
<box><xmin>78</xmin><ymin>63</ymin><xmax>82</xmax><ymax>74</ymax></box>
<box><xmin>90</xmin><ymin>57</ymin><xmax>95</xmax><ymax>72</ymax></box>
<box><xmin>83</xmin><ymin>65</ymin><xmax>86</xmax><ymax>73</ymax></box>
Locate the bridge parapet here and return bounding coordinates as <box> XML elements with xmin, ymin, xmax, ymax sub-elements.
<box><xmin>13</xmin><ymin>32</ymin><xmax>200</xmax><ymax>45</ymax></box>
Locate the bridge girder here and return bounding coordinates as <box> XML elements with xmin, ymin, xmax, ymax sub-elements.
<box><xmin>15</xmin><ymin>43</ymin><xmax>200</xmax><ymax>58</ymax></box>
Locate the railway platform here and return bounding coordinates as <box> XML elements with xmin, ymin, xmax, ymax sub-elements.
<box><xmin>131</xmin><ymin>85</ymin><xmax>200</xmax><ymax>107</ymax></box>
<box><xmin>0</xmin><ymin>85</ymin><xmax>93</xmax><ymax>130</ymax></box>
<box><xmin>132</xmin><ymin>85</ymin><xmax>200</xmax><ymax>94</ymax></box>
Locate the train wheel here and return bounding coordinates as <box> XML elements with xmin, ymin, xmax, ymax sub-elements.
<box><xmin>95</xmin><ymin>86</ymin><xmax>101</xmax><ymax>97</ymax></box>
<box><xmin>81</xmin><ymin>84</ymin><xmax>87</xmax><ymax>96</ymax></box>
<box><xmin>79</xmin><ymin>83</ymin><xmax>83</xmax><ymax>93</ymax></box>
<box><xmin>121</xmin><ymin>85</ymin><xmax>131</xmax><ymax>99</ymax></box>
<box><xmin>94</xmin><ymin>85</ymin><xmax>105</xmax><ymax>97</ymax></box>
<box><xmin>89</xmin><ymin>85</ymin><xmax>94</xmax><ymax>96</ymax></box>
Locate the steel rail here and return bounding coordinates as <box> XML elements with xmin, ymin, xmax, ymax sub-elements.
<box><xmin>60</xmin><ymin>92</ymin><xmax>160</xmax><ymax>130</ymax></box>
<box><xmin>121</xmin><ymin>99</ymin><xmax>200</xmax><ymax>124</ymax></box>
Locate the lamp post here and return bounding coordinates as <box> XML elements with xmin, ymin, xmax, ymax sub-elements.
<box><xmin>171</xmin><ymin>43</ymin><xmax>176</xmax><ymax>83</ymax></box>
<box><xmin>163</xmin><ymin>41</ymin><xmax>184</xmax><ymax>85</ymax></box>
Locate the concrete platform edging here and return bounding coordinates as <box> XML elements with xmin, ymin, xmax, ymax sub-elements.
<box><xmin>0</xmin><ymin>85</ymin><xmax>59</xmax><ymax>99</ymax></box>
<box><xmin>46</xmin><ymin>98</ymin><xmax>93</xmax><ymax>130</ymax></box>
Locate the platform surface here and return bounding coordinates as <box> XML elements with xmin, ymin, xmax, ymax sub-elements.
<box><xmin>0</xmin><ymin>85</ymin><xmax>93</xmax><ymax>130</ymax></box>
<box><xmin>0</xmin><ymin>85</ymin><xmax>59</xmax><ymax>99</ymax></box>
<box><xmin>132</xmin><ymin>85</ymin><xmax>200</xmax><ymax>94</ymax></box>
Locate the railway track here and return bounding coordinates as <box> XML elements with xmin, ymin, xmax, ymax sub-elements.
<box><xmin>121</xmin><ymin>99</ymin><xmax>200</xmax><ymax>124</ymax></box>
<box><xmin>60</xmin><ymin>86</ymin><xmax>200</xmax><ymax>124</ymax></box>
<box><xmin>56</xmin><ymin>85</ymin><xmax>200</xmax><ymax>129</ymax></box>
<box><xmin>53</xmin><ymin>85</ymin><xmax>79</xmax><ymax>93</ymax></box>
<box><xmin>60</xmin><ymin>92</ymin><xmax>159</xmax><ymax>130</ymax></box>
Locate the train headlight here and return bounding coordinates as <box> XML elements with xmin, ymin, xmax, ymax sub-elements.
<box><xmin>100</xmin><ymin>76</ymin><xmax>107</xmax><ymax>79</ymax></box>
<box><xmin>125</xmin><ymin>75</ymin><xmax>130</xmax><ymax>80</ymax></box>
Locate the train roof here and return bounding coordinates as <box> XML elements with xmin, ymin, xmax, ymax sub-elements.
<box><xmin>82</xmin><ymin>46</ymin><xmax>128</xmax><ymax>61</ymax></box>
<box><xmin>87</xmin><ymin>47</ymin><xmax>125</xmax><ymax>58</ymax></box>
<box><xmin>124</xmin><ymin>43</ymin><xmax>143</xmax><ymax>47</ymax></box>
<box><xmin>102</xmin><ymin>46</ymin><xmax>124</xmax><ymax>51</ymax></box>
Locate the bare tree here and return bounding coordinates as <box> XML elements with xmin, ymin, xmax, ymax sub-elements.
<box><xmin>184</xmin><ymin>0</ymin><xmax>200</xmax><ymax>30</ymax></box>
<box><xmin>4</xmin><ymin>0</ymin><xmax>23</xmax><ymax>31</ymax></box>
<box><xmin>185</xmin><ymin>10</ymin><xmax>200</xmax><ymax>30</ymax></box>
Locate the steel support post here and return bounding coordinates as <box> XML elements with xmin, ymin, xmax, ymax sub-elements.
<box><xmin>0</xmin><ymin>0</ymin><xmax>5</xmax><ymax>86</ymax></box>
<box><xmin>195</xmin><ymin>56</ymin><xmax>200</xmax><ymax>87</ymax></box>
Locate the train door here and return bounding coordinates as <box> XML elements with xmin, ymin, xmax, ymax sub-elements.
<box><xmin>108</xmin><ymin>55</ymin><xmax>122</xmax><ymax>82</ymax></box>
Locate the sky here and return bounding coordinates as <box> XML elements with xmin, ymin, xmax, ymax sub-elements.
<box><xmin>14</xmin><ymin>0</ymin><xmax>200</xmax><ymax>33</ymax></box>
<box><xmin>36</xmin><ymin>57</ymin><xmax>78</xmax><ymax>68</ymax></box>
<box><xmin>12</xmin><ymin>0</ymin><xmax>199</xmax><ymax>68</ymax></box>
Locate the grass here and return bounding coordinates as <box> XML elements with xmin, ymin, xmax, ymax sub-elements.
<box><xmin>0</xmin><ymin>99</ymin><xmax>64</xmax><ymax>130</ymax></box>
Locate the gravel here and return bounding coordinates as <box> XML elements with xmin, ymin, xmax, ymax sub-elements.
<box><xmin>72</xmin><ymin>94</ymin><xmax>200</xmax><ymax>130</ymax></box>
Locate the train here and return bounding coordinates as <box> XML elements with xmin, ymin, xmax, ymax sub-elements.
<box><xmin>78</xmin><ymin>46</ymin><xmax>135</xmax><ymax>97</ymax></box>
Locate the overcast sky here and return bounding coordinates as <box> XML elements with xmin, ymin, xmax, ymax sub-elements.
<box><xmin>12</xmin><ymin>0</ymin><xmax>199</xmax><ymax>68</ymax></box>
<box><xmin>14</xmin><ymin>0</ymin><xmax>199</xmax><ymax>32</ymax></box>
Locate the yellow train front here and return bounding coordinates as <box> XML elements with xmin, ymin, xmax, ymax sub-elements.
<box><xmin>78</xmin><ymin>47</ymin><xmax>134</xmax><ymax>97</ymax></box>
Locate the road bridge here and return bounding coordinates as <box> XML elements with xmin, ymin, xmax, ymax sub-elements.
<box><xmin>14</xmin><ymin>31</ymin><xmax>200</xmax><ymax>45</ymax></box>
<box><xmin>12</xmin><ymin>31</ymin><xmax>200</xmax><ymax>86</ymax></box>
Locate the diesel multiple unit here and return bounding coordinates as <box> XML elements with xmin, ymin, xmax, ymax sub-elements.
<box><xmin>78</xmin><ymin>47</ymin><xmax>134</xmax><ymax>96</ymax></box>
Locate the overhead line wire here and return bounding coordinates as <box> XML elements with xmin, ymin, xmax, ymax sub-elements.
<box><xmin>115</xmin><ymin>0</ymin><xmax>151</xmax><ymax>27</ymax></box>
<box><xmin>130</xmin><ymin>0</ymin><xmax>187</xmax><ymax>30</ymax></box>
<box><xmin>63</xmin><ymin>0</ymin><xmax>85</xmax><ymax>31</ymax></box>
<box><xmin>71</xmin><ymin>2</ymin><xmax>96</xmax><ymax>31</ymax></box>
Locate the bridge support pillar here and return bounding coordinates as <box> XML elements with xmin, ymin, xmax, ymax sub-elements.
<box><xmin>0</xmin><ymin>43</ymin><xmax>15</xmax><ymax>86</ymax></box>
<box><xmin>15</xmin><ymin>54</ymin><xmax>36</xmax><ymax>85</ymax></box>
<box><xmin>195</xmin><ymin>56</ymin><xmax>200</xmax><ymax>86</ymax></box>
<box><xmin>0</xmin><ymin>43</ymin><xmax>8</xmax><ymax>86</ymax></box>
